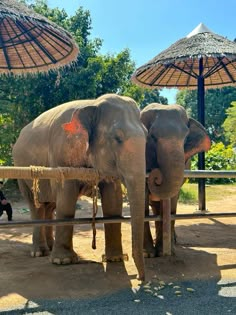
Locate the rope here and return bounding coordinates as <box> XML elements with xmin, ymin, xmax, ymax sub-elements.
<box><xmin>30</xmin><ymin>166</ymin><xmax>45</xmax><ymax>208</ymax></box>
<box><xmin>91</xmin><ymin>173</ymin><xmax>99</xmax><ymax>250</ymax></box>
<box><xmin>58</xmin><ymin>167</ymin><xmax>65</xmax><ymax>188</ymax></box>
<box><xmin>30</xmin><ymin>165</ymin><xmax>100</xmax><ymax>248</ymax></box>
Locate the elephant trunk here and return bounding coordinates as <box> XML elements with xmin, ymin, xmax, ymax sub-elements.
<box><xmin>120</xmin><ymin>137</ymin><xmax>146</xmax><ymax>281</ymax></box>
<box><xmin>148</xmin><ymin>141</ymin><xmax>185</xmax><ymax>200</ymax></box>
<box><xmin>148</xmin><ymin>168</ymin><xmax>163</xmax><ymax>201</ymax></box>
<box><xmin>125</xmin><ymin>177</ymin><xmax>145</xmax><ymax>280</ymax></box>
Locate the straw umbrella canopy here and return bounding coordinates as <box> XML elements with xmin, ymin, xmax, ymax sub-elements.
<box><xmin>0</xmin><ymin>0</ymin><xmax>79</xmax><ymax>74</ymax></box>
<box><xmin>132</xmin><ymin>23</ymin><xmax>236</xmax><ymax>210</ymax></box>
<box><xmin>131</xmin><ymin>23</ymin><xmax>236</xmax><ymax>90</ymax></box>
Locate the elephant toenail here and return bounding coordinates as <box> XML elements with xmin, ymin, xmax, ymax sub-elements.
<box><xmin>52</xmin><ymin>258</ymin><xmax>61</xmax><ymax>264</ymax></box>
<box><xmin>62</xmin><ymin>258</ymin><xmax>71</xmax><ymax>264</ymax></box>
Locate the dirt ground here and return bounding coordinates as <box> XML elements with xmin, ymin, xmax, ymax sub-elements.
<box><xmin>0</xmin><ymin>185</ymin><xmax>235</xmax><ymax>309</ymax></box>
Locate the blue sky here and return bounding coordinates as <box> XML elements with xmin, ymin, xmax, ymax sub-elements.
<box><xmin>48</xmin><ymin>0</ymin><xmax>236</xmax><ymax>103</ymax></box>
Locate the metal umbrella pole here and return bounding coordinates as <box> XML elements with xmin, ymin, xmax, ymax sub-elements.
<box><xmin>198</xmin><ymin>57</ymin><xmax>206</xmax><ymax>210</ymax></box>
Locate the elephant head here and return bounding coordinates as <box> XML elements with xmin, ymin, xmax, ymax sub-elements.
<box><xmin>141</xmin><ymin>103</ymin><xmax>211</xmax><ymax>200</ymax></box>
<box><xmin>62</xmin><ymin>94</ymin><xmax>147</xmax><ymax>280</ymax></box>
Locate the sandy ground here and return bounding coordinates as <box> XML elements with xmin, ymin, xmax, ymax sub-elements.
<box><xmin>0</xmin><ymin>186</ymin><xmax>235</xmax><ymax>310</ymax></box>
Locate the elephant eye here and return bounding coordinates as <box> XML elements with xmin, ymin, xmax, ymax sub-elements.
<box><xmin>114</xmin><ymin>129</ymin><xmax>124</xmax><ymax>144</ymax></box>
<box><xmin>114</xmin><ymin>135</ymin><xmax>123</xmax><ymax>144</ymax></box>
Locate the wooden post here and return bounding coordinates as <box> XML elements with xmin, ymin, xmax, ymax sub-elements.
<box><xmin>161</xmin><ymin>198</ymin><xmax>171</xmax><ymax>256</ymax></box>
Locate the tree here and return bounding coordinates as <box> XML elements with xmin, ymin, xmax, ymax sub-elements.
<box><xmin>191</xmin><ymin>142</ymin><xmax>236</xmax><ymax>184</ymax></box>
<box><xmin>140</xmin><ymin>89</ymin><xmax>168</xmax><ymax>109</ymax></box>
<box><xmin>223</xmin><ymin>101</ymin><xmax>236</xmax><ymax>147</ymax></box>
<box><xmin>122</xmin><ymin>85</ymin><xmax>168</xmax><ymax>108</ymax></box>
<box><xmin>176</xmin><ymin>87</ymin><xmax>236</xmax><ymax>143</ymax></box>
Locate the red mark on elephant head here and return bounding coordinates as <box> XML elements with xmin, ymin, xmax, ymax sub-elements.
<box><xmin>62</xmin><ymin>114</ymin><xmax>87</xmax><ymax>136</ymax></box>
<box><xmin>62</xmin><ymin>112</ymin><xmax>89</xmax><ymax>164</ymax></box>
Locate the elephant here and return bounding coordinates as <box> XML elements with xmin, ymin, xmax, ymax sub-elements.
<box><xmin>140</xmin><ymin>103</ymin><xmax>211</xmax><ymax>257</ymax></box>
<box><xmin>12</xmin><ymin>94</ymin><xmax>147</xmax><ymax>281</ymax></box>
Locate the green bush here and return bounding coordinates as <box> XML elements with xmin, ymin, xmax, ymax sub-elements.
<box><xmin>0</xmin><ymin>114</ymin><xmax>16</xmax><ymax>166</ymax></box>
<box><xmin>179</xmin><ymin>184</ymin><xmax>198</xmax><ymax>203</ymax></box>
<box><xmin>191</xmin><ymin>142</ymin><xmax>236</xmax><ymax>184</ymax></box>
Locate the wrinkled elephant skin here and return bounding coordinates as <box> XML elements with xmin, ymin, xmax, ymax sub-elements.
<box><xmin>141</xmin><ymin>103</ymin><xmax>211</xmax><ymax>257</ymax></box>
<box><xmin>12</xmin><ymin>94</ymin><xmax>146</xmax><ymax>281</ymax></box>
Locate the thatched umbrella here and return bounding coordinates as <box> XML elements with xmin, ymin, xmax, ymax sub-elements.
<box><xmin>132</xmin><ymin>23</ymin><xmax>236</xmax><ymax>90</ymax></box>
<box><xmin>0</xmin><ymin>0</ymin><xmax>79</xmax><ymax>74</ymax></box>
<box><xmin>132</xmin><ymin>23</ymin><xmax>236</xmax><ymax>210</ymax></box>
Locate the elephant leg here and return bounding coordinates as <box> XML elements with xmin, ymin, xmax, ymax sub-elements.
<box><xmin>143</xmin><ymin>187</ymin><xmax>155</xmax><ymax>258</ymax></box>
<box><xmin>30</xmin><ymin>202</ymin><xmax>50</xmax><ymax>257</ymax></box>
<box><xmin>171</xmin><ymin>195</ymin><xmax>179</xmax><ymax>247</ymax></box>
<box><xmin>50</xmin><ymin>182</ymin><xmax>78</xmax><ymax>265</ymax></box>
<box><xmin>45</xmin><ymin>202</ymin><xmax>56</xmax><ymax>250</ymax></box>
<box><xmin>99</xmin><ymin>180</ymin><xmax>125</xmax><ymax>262</ymax></box>
<box><xmin>17</xmin><ymin>180</ymin><xmax>49</xmax><ymax>257</ymax></box>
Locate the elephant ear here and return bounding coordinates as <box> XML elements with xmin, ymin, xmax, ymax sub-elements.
<box><xmin>184</xmin><ymin>118</ymin><xmax>211</xmax><ymax>161</ymax></box>
<box><xmin>62</xmin><ymin>105</ymin><xmax>97</xmax><ymax>153</ymax></box>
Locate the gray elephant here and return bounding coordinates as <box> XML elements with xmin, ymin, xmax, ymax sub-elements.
<box><xmin>12</xmin><ymin>94</ymin><xmax>147</xmax><ymax>280</ymax></box>
<box><xmin>141</xmin><ymin>103</ymin><xmax>211</xmax><ymax>257</ymax></box>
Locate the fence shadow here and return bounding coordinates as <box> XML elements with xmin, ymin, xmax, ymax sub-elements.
<box><xmin>176</xmin><ymin>220</ymin><xmax>236</xmax><ymax>249</ymax></box>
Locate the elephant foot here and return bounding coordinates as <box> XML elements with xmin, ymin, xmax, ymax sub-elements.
<box><xmin>155</xmin><ymin>246</ymin><xmax>163</xmax><ymax>257</ymax></box>
<box><xmin>174</xmin><ymin>231</ymin><xmax>177</xmax><ymax>244</ymax></box>
<box><xmin>102</xmin><ymin>253</ymin><xmax>129</xmax><ymax>262</ymax></box>
<box><xmin>143</xmin><ymin>248</ymin><xmax>156</xmax><ymax>258</ymax></box>
<box><xmin>31</xmin><ymin>245</ymin><xmax>50</xmax><ymax>257</ymax></box>
<box><xmin>47</xmin><ymin>238</ymin><xmax>54</xmax><ymax>251</ymax></box>
<box><xmin>49</xmin><ymin>248</ymin><xmax>79</xmax><ymax>265</ymax></box>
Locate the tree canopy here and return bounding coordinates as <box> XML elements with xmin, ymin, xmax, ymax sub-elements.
<box><xmin>223</xmin><ymin>101</ymin><xmax>236</xmax><ymax>147</ymax></box>
<box><xmin>176</xmin><ymin>87</ymin><xmax>236</xmax><ymax>143</ymax></box>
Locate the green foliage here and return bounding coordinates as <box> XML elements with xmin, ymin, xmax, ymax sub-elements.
<box><xmin>139</xmin><ymin>89</ymin><xmax>168</xmax><ymax>109</ymax></box>
<box><xmin>191</xmin><ymin>142</ymin><xmax>236</xmax><ymax>184</ymax></box>
<box><xmin>176</xmin><ymin>87</ymin><xmax>236</xmax><ymax>143</ymax></box>
<box><xmin>121</xmin><ymin>84</ymin><xmax>146</xmax><ymax>105</ymax></box>
<box><xmin>223</xmin><ymin>101</ymin><xmax>236</xmax><ymax>147</ymax></box>
<box><xmin>0</xmin><ymin>114</ymin><xmax>15</xmax><ymax>165</ymax></box>
<box><xmin>122</xmin><ymin>86</ymin><xmax>168</xmax><ymax>108</ymax></box>
<box><xmin>178</xmin><ymin>184</ymin><xmax>197</xmax><ymax>204</ymax></box>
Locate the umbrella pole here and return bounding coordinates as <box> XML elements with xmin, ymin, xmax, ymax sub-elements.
<box><xmin>197</xmin><ymin>57</ymin><xmax>206</xmax><ymax>211</ymax></box>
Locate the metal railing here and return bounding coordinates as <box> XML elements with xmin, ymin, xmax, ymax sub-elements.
<box><xmin>0</xmin><ymin>166</ymin><xmax>235</xmax><ymax>255</ymax></box>
<box><xmin>0</xmin><ymin>167</ymin><xmax>235</xmax><ymax>228</ymax></box>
